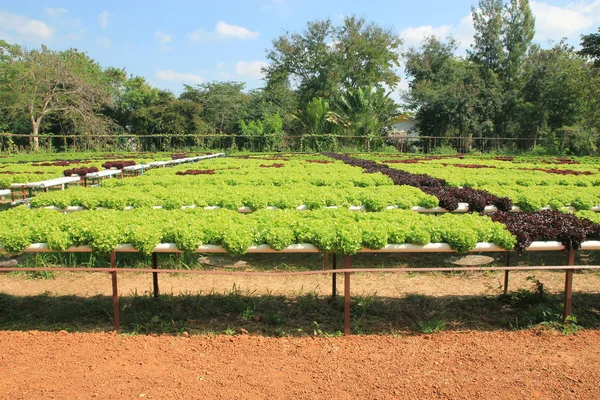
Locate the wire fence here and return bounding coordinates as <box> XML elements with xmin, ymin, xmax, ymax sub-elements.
<box><xmin>0</xmin><ymin>132</ymin><xmax>562</xmax><ymax>154</ymax></box>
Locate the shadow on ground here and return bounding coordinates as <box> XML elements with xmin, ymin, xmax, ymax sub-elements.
<box><xmin>1</xmin><ymin>289</ymin><xmax>599</xmax><ymax>336</ymax></box>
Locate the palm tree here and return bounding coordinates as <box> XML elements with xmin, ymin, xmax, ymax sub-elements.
<box><xmin>328</xmin><ymin>86</ymin><xmax>398</xmax><ymax>140</ymax></box>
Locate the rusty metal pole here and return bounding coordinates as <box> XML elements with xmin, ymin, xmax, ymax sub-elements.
<box><xmin>323</xmin><ymin>253</ymin><xmax>329</xmax><ymax>270</ymax></box>
<box><xmin>344</xmin><ymin>256</ymin><xmax>351</xmax><ymax>335</ymax></box>
<box><xmin>332</xmin><ymin>253</ymin><xmax>337</xmax><ymax>298</ymax></box>
<box><xmin>110</xmin><ymin>251</ymin><xmax>120</xmax><ymax>333</ymax></box>
<box><xmin>152</xmin><ymin>253</ymin><xmax>159</xmax><ymax>298</ymax></box>
<box><xmin>503</xmin><ymin>253</ymin><xmax>510</xmax><ymax>295</ymax></box>
<box><xmin>563</xmin><ymin>248</ymin><xmax>575</xmax><ymax>321</ymax></box>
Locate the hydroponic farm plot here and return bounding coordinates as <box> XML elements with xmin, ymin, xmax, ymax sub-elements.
<box><xmin>1</xmin><ymin>152</ymin><xmax>600</xmax><ymax>334</ymax></box>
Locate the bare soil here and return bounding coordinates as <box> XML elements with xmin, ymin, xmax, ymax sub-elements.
<box><xmin>2</xmin><ymin>270</ymin><xmax>600</xmax><ymax>298</ymax></box>
<box><xmin>1</xmin><ymin>330</ymin><xmax>599</xmax><ymax>399</ymax></box>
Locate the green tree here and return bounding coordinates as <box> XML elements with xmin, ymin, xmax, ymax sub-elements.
<box><xmin>469</xmin><ymin>0</ymin><xmax>505</xmax><ymax>75</ymax></box>
<box><xmin>264</xmin><ymin>16</ymin><xmax>402</xmax><ymax>107</ymax></box>
<box><xmin>328</xmin><ymin>86</ymin><xmax>399</xmax><ymax>143</ymax></box>
<box><xmin>110</xmin><ymin>75</ymin><xmax>159</xmax><ymax>133</ymax></box>
<box><xmin>520</xmin><ymin>43</ymin><xmax>591</xmax><ymax>151</ymax></box>
<box><xmin>405</xmin><ymin>37</ymin><xmax>488</xmax><ymax>151</ymax></box>
<box><xmin>579</xmin><ymin>27</ymin><xmax>600</xmax><ymax>68</ymax></box>
<box><xmin>0</xmin><ymin>41</ymin><xmax>116</xmax><ymax>150</ymax></box>
<box><xmin>239</xmin><ymin>113</ymin><xmax>284</xmax><ymax>151</ymax></box>
<box><xmin>180</xmin><ymin>81</ymin><xmax>248</xmax><ymax>134</ymax></box>
<box><xmin>502</xmin><ymin>0</ymin><xmax>535</xmax><ymax>87</ymax></box>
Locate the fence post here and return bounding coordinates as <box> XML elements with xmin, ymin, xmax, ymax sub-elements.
<box><xmin>563</xmin><ymin>248</ymin><xmax>575</xmax><ymax>321</ymax></box>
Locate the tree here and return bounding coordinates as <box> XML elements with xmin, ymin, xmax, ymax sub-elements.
<box><xmin>469</xmin><ymin>0</ymin><xmax>505</xmax><ymax>75</ymax></box>
<box><xmin>579</xmin><ymin>27</ymin><xmax>600</xmax><ymax>68</ymax></box>
<box><xmin>264</xmin><ymin>16</ymin><xmax>402</xmax><ymax>107</ymax></box>
<box><xmin>239</xmin><ymin>113</ymin><xmax>284</xmax><ymax>151</ymax></box>
<box><xmin>0</xmin><ymin>41</ymin><xmax>116</xmax><ymax>150</ymax></box>
<box><xmin>328</xmin><ymin>86</ymin><xmax>398</xmax><ymax>139</ymax></box>
<box><xmin>520</xmin><ymin>42</ymin><xmax>590</xmax><ymax>151</ymax></box>
<box><xmin>405</xmin><ymin>37</ymin><xmax>488</xmax><ymax>151</ymax></box>
<box><xmin>110</xmin><ymin>75</ymin><xmax>159</xmax><ymax>133</ymax></box>
<box><xmin>502</xmin><ymin>0</ymin><xmax>535</xmax><ymax>87</ymax></box>
<box><xmin>294</xmin><ymin>97</ymin><xmax>334</xmax><ymax>136</ymax></box>
<box><xmin>180</xmin><ymin>81</ymin><xmax>248</xmax><ymax>134</ymax></box>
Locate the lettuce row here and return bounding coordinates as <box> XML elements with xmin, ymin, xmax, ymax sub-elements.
<box><xmin>0</xmin><ymin>207</ymin><xmax>516</xmax><ymax>256</ymax></box>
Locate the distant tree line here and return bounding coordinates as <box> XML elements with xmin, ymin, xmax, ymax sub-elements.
<box><xmin>0</xmin><ymin>2</ymin><xmax>599</xmax><ymax>154</ymax></box>
<box><xmin>405</xmin><ymin>0</ymin><xmax>600</xmax><ymax>155</ymax></box>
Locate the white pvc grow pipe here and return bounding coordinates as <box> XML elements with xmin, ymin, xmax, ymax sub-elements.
<box><xmin>6</xmin><ymin>240</ymin><xmax>600</xmax><ymax>254</ymax></box>
<box><xmin>10</xmin><ymin>176</ymin><xmax>81</xmax><ymax>190</ymax></box>
<box><xmin>86</xmin><ymin>170</ymin><xmax>122</xmax><ymax>179</ymax></box>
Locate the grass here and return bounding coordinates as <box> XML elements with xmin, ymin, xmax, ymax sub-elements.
<box><xmin>2</xmin><ymin>249</ymin><xmax>599</xmax><ymax>336</ymax></box>
<box><xmin>0</xmin><ymin>285</ymin><xmax>598</xmax><ymax>336</ymax></box>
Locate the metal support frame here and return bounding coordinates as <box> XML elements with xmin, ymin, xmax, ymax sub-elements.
<box><xmin>152</xmin><ymin>253</ymin><xmax>159</xmax><ymax>298</ymax></box>
<box><xmin>331</xmin><ymin>253</ymin><xmax>337</xmax><ymax>298</ymax></box>
<box><xmin>344</xmin><ymin>256</ymin><xmax>351</xmax><ymax>335</ymax></box>
<box><xmin>503</xmin><ymin>253</ymin><xmax>510</xmax><ymax>295</ymax></box>
<box><xmin>0</xmin><ymin>245</ymin><xmax>596</xmax><ymax>335</ymax></box>
<box><xmin>110</xmin><ymin>251</ymin><xmax>120</xmax><ymax>333</ymax></box>
<box><xmin>564</xmin><ymin>248</ymin><xmax>575</xmax><ymax>321</ymax></box>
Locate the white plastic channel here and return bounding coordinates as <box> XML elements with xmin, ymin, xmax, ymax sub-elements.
<box><xmin>8</xmin><ymin>240</ymin><xmax>600</xmax><ymax>254</ymax></box>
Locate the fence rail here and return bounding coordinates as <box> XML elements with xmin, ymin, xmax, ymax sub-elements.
<box><xmin>0</xmin><ymin>132</ymin><xmax>565</xmax><ymax>153</ymax></box>
<box><xmin>1</xmin><ymin>243</ymin><xmax>595</xmax><ymax>334</ymax></box>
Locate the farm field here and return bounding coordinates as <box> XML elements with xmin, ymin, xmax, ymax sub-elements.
<box><xmin>355</xmin><ymin>153</ymin><xmax>600</xmax><ymax>212</ymax></box>
<box><xmin>1</xmin><ymin>151</ymin><xmax>600</xmax><ymax>398</ymax></box>
<box><xmin>1</xmin><ymin>151</ymin><xmax>600</xmax><ymax>337</ymax></box>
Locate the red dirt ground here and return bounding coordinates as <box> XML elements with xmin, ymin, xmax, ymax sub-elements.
<box><xmin>1</xmin><ymin>330</ymin><xmax>599</xmax><ymax>399</ymax></box>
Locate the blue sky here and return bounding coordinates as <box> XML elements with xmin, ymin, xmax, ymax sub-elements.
<box><xmin>1</xmin><ymin>0</ymin><xmax>599</xmax><ymax>95</ymax></box>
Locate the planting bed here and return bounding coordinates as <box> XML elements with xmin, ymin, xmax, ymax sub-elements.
<box><xmin>1</xmin><ymin>151</ymin><xmax>600</xmax><ymax>336</ymax></box>
<box><xmin>356</xmin><ymin>153</ymin><xmax>600</xmax><ymax>212</ymax></box>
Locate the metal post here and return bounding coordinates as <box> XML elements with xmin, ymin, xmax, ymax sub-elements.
<box><xmin>332</xmin><ymin>253</ymin><xmax>337</xmax><ymax>298</ymax></box>
<box><xmin>110</xmin><ymin>251</ymin><xmax>120</xmax><ymax>333</ymax></box>
<box><xmin>563</xmin><ymin>248</ymin><xmax>575</xmax><ymax>321</ymax></box>
<box><xmin>152</xmin><ymin>253</ymin><xmax>159</xmax><ymax>298</ymax></box>
<box><xmin>344</xmin><ymin>256</ymin><xmax>351</xmax><ymax>335</ymax></box>
<box><xmin>503</xmin><ymin>253</ymin><xmax>510</xmax><ymax>295</ymax></box>
<box><xmin>323</xmin><ymin>253</ymin><xmax>329</xmax><ymax>270</ymax></box>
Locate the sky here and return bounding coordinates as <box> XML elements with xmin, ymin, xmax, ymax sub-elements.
<box><xmin>1</xmin><ymin>0</ymin><xmax>599</xmax><ymax>95</ymax></box>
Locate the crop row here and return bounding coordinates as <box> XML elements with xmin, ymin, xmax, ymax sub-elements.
<box><xmin>355</xmin><ymin>155</ymin><xmax>600</xmax><ymax>211</ymax></box>
<box><xmin>323</xmin><ymin>153</ymin><xmax>513</xmax><ymax>212</ymax></box>
<box><xmin>0</xmin><ymin>207</ymin><xmax>516</xmax><ymax>256</ymax></box>
<box><xmin>29</xmin><ymin>184</ymin><xmax>439</xmax><ymax>211</ymax></box>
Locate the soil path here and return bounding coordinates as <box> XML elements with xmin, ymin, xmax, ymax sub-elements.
<box><xmin>0</xmin><ymin>330</ymin><xmax>599</xmax><ymax>399</ymax></box>
<box><xmin>2</xmin><ymin>270</ymin><xmax>600</xmax><ymax>298</ymax></box>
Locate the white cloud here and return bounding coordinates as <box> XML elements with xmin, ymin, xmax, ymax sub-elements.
<box><xmin>155</xmin><ymin>68</ymin><xmax>204</xmax><ymax>84</ymax></box>
<box><xmin>98</xmin><ymin>10</ymin><xmax>111</xmax><ymax>29</ymax></box>
<box><xmin>401</xmin><ymin>25</ymin><xmax>452</xmax><ymax>49</ymax></box>
<box><xmin>154</xmin><ymin>31</ymin><xmax>173</xmax><ymax>44</ymax></box>
<box><xmin>189</xmin><ymin>21</ymin><xmax>259</xmax><ymax>41</ymax></box>
<box><xmin>216</xmin><ymin>21</ymin><xmax>259</xmax><ymax>39</ymax></box>
<box><xmin>96</xmin><ymin>36</ymin><xmax>111</xmax><ymax>49</ymax></box>
<box><xmin>0</xmin><ymin>11</ymin><xmax>55</xmax><ymax>41</ymax></box>
<box><xmin>235</xmin><ymin>60</ymin><xmax>268</xmax><ymax>78</ymax></box>
<box><xmin>188</xmin><ymin>28</ymin><xmax>211</xmax><ymax>41</ymax></box>
<box><xmin>531</xmin><ymin>1</ymin><xmax>599</xmax><ymax>42</ymax></box>
<box><xmin>400</xmin><ymin>14</ymin><xmax>475</xmax><ymax>53</ymax></box>
<box><xmin>44</xmin><ymin>8</ymin><xmax>68</xmax><ymax>17</ymax></box>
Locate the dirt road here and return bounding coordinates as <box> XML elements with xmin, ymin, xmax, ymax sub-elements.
<box><xmin>1</xmin><ymin>330</ymin><xmax>599</xmax><ymax>399</ymax></box>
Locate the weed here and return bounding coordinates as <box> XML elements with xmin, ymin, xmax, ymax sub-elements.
<box><xmin>224</xmin><ymin>327</ymin><xmax>235</xmax><ymax>336</ymax></box>
<box><xmin>239</xmin><ymin>307</ymin><xmax>255</xmax><ymax>321</ymax></box>
<box><xmin>419</xmin><ymin>319</ymin><xmax>446</xmax><ymax>334</ymax></box>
